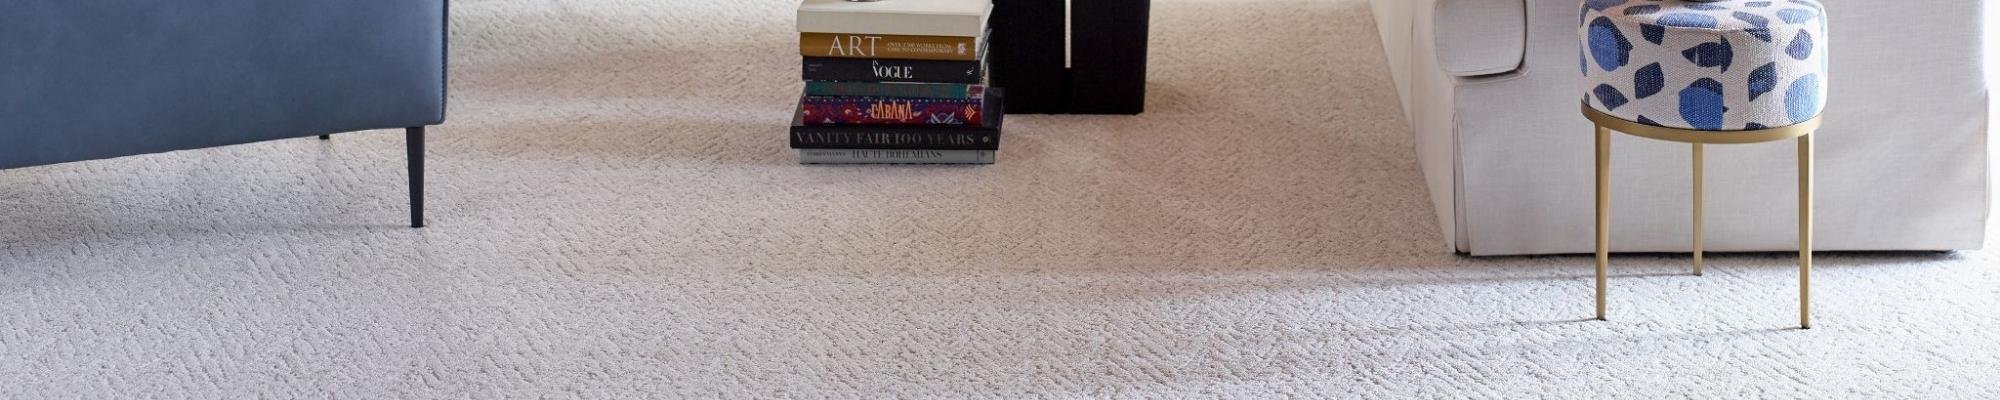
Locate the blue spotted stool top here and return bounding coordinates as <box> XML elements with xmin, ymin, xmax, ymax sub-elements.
<box><xmin>1580</xmin><ymin>0</ymin><xmax>1827</xmax><ymax>131</ymax></box>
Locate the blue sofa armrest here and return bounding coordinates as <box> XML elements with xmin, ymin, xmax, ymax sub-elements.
<box><xmin>0</xmin><ymin>0</ymin><xmax>448</xmax><ymax>169</ymax></box>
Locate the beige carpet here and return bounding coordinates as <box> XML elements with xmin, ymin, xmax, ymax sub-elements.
<box><xmin>4</xmin><ymin>0</ymin><xmax>1998</xmax><ymax>398</ymax></box>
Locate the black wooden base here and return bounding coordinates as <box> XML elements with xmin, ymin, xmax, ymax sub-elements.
<box><xmin>990</xmin><ymin>0</ymin><xmax>1150</xmax><ymax>114</ymax></box>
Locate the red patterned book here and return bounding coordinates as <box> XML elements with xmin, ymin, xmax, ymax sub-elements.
<box><xmin>799</xmin><ymin>96</ymin><xmax>987</xmax><ymax>126</ymax></box>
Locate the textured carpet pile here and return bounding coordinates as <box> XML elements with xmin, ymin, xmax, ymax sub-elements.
<box><xmin>3</xmin><ymin>0</ymin><xmax>1997</xmax><ymax>398</ymax></box>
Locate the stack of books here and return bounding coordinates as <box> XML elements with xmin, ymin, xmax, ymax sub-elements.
<box><xmin>791</xmin><ymin>0</ymin><xmax>1005</xmax><ymax>165</ymax></box>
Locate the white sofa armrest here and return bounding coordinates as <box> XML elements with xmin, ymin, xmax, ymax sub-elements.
<box><xmin>1368</xmin><ymin>0</ymin><xmax>1419</xmax><ymax>122</ymax></box>
<box><xmin>1432</xmin><ymin>0</ymin><xmax>1525</xmax><ymax>76</ymax></box>
<box><xmin>1371</xmin><ymin>0</ymin><xmax>1484</xmax><ymax>251</ymax></box>
<box><xmin>1370</xmin><ymin>0</ymin><xmax>1528</xmax><ymax>122</ymax></box>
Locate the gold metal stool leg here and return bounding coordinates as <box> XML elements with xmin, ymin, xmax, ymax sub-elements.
<box><xmin>1693</xmin><ymin>143</ymin><xmax>1705</xmax><ymax>276</ymax></box>
<box><xmin>1798</xmin><ymin>134</ymin><xmax>1814</xmax><ymax>329</ymax></box>
<box><xmin>1584</xmin><ymin>104</ymin><xmax>1822</xmax><ymax>328</ymax></box>
<box><xmin>1596</xmin><ymin>125</ymin><xmax>1611</xmax><ymax>321</ymax></box>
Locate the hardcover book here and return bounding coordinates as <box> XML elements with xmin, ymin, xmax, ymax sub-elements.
<box><xmin>800</xmin><ymin>32</ymin><xmax>982</xmax><ymax>61</ymax></box>
<box><xmin>800</xmin><ymin>96</ymin><xmax>986</xmax><ymax>126</ymax></box>
<box><xmin>790</xmin><ymin>89</ymin><xmax>1005</xmax><ymax>150</ymax></box>
<box><xmin>797</xmin><ymin>0</ymin><xmax>992</xmax><ymax>38</ymax></box>
<box><xmin>803</xmin><ymin>82</ymin><xmax>986</xmax><ymax>99</ymax></box>
<box><xmin>798</xmin><ymin>149</ymin><xmax>997</xmax><ymax>164</ymax></box>
<box><xmin>801</xmin><ymin>57</ymin><xmax>985</xmax><ymax>84</ymax></box>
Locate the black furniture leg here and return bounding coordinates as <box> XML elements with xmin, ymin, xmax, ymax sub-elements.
<box><xmin>407</xmin><ymin>126</ymin><xmax>425</xmax><ymax>228</ymax></box>
<box><xmin>319</xmin><ymin>135</ymin><xmax>330</xmax><ymax>140</ymax></box>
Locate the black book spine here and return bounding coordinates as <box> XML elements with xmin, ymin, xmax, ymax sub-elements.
<box><xmin>790</xmin><ymin>89</ymin><xmax>1006</xmax><ymax>150</ymax></box>
<box><xmin>789</xmin><ymin>126</ymin><xmax>1001</xmax><ymax>150</ymax></box>
<box><xmin>801</xmin><ymin>57</ymin><xmax>985</xmax><ymax>84</ymax></box>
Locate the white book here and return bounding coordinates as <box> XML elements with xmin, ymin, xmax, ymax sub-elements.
<box><xmin>798</xmin><ymin>149</ymin><xmax>997</xmax><ymax>164</ymax></box>
<box><xmin>797</xmin><ymin>0</ymin><xmax>992</xmax><ymax>37</ymax></box>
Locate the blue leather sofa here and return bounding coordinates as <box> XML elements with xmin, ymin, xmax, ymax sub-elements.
<box><xmin>1</xmin><ymin>1</ymin><xmax>448</xmax><ymax>227</ymax></box>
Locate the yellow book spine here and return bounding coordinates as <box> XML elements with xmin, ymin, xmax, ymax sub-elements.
<box><xmin>800</xmin><ymin>33</ymin><xmax>981</xmax><ymax>61</ymax></box>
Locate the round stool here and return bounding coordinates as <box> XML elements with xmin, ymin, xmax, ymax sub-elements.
<box><xmin>1578</xmin><ymin>0</ymin><xmax>1827</xmax><ymax>328</ymax></box>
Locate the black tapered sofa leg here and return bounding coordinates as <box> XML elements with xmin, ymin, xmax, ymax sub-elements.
<box><xmin>319</xmin><ymin>135</ymin><xmax>330</xmax><ymax>140</ymax></box>
<box><xmin>408</xmin><ymin>126</ymin><xmax>425</xmax><ymax>228</ymax></box>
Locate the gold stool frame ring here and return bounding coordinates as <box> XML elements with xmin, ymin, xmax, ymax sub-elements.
<box><xmin>1584</xmin><ymin>103</ymin><xmax>1819</xmax><ymax>329</ymax></box>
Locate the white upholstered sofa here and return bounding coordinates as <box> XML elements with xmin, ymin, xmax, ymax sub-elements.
<box><xmin>1370</xmin><ymin>0</ymin><xmax>1989</xmax><ymax>255</ymax></box>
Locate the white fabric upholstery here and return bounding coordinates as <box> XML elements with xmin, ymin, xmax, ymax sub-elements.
<box><xmin>1371</xmin><ymin>0</ymin><xmax>1989</xmax><ymax>255</ymax></box>
<box><xmin>1436</xmin><ymin>0</ymin><xmax>1527</xmax><ymax>76</ymax></box>
<box><xmin>1371</xmin><ymin>0</ymin><xmax>1469</xmax><ymax>248</ymax></box>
